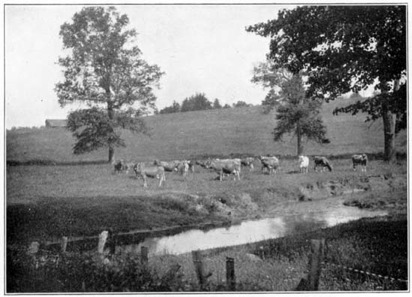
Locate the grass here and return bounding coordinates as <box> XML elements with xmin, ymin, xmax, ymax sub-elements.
<box><xmin>7</xmin><ymin>159</ymin><xmax>407</xmax><ymax>245</ymax></box>
<box><xmin>6</xmin><ymin>102</ymin><xmax>408</xmax><ymax>292</ymax></box>
<box><xmin>7</xmin><ymin>216</ymin><xmax>407</xmax><ymax>292</ymax></box>
<box><xmin>6</xmin><ymin>103</ymin><xmax>407</xmax><ymax>164</ymax></box>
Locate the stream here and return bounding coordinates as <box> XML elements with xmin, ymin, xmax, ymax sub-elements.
<box><xmin>114</xmin><ymin>197</ymin><xmax>387</xmax><ymax>256</ymax></box>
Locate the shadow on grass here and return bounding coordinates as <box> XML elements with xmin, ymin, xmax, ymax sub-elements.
<box><xmin>6</xmin><ymin>159</ymin><xmax>109</xmax><ymax>167</ymax></box>
<box><xmin>7</xmin><ymin>152</ymin><xmax>406</xmax><ymax>167</ymax></box>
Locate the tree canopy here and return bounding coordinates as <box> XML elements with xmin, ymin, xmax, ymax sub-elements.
<box><xmin>247</xmin><ymin>5</ymin><xmax>406</xmax><ymax>161</ymax></box>
<box><xmin>180</xmin><ymin>93</ymin><xmax>212</xmax><ymax>112</ymax></box>
<box><xmin>55</xmin><ymin>6</ymin><xmax>164</xmax><ymax>161</ymax></box>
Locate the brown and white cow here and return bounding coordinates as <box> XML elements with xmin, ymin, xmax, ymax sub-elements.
<box><xmin>352</xmin><ymin>154</ymin><xmax>368</xmax><ymax>172</ymax></box>
<box><xmin>241</xmin><ymin>157</ymin><xmax>255</xmax><ymax>171</ymax></box>
<box><xmin>133</xmin><ymin>163</ymin><xmax>165</xmax><ymax>188</ymax></box>
<box><xmin>259</xmin><ymin>156</ymin><xmax>280</xmax><ymax>175</ymax></box>
<box><xmin>205</xmin><ymin>158</ymin><xmax>241</xmax><ymax>181</ymax></box>
<box><xmin>313</xmin><ymin>156</ymin><xmax>333</xmax><ymax>172</ymax></box>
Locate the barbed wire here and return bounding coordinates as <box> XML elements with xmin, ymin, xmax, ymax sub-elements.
<box><xmin>321</xmin><ymin>260</ymin><xmax>408</xmax><ymax>283</ymax></box>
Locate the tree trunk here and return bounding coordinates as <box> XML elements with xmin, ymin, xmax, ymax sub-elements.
<box><xmin>296</xmin><ymin>121</ymin><xmax>303</xmax><ymax>156</ymax></box>
<box><xmin>107</xmin><ymin>86</ymin><xmax>115</xmax><ymax>163</ymax></box>
<box><xmin>382</xmin><ymin>102</ymin><xmax>397</xmax><ymax>162</ymax></box>
<box><xmin>381</xmin><ymin>79</ymin><xmax>399</xmax><ymax>163</ymax></box>
<box><xmin>109</xmin><ymin>147</ymin><xmax>115</xmax><ymax>164</ymax></box>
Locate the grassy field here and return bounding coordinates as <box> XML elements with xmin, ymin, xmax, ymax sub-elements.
<box><xmin>7</xmin><ymin>100</ymin><xmax>407</xmax><ymax>163</ymax></box>
<box><xmin>6</xmin><ymin>101</ymin><xmax>408</xmax><ymax>292</ymax></box>
<box><xmin>7</xmin><ymin>158</ymin><xmax>407</xmax><ymax>245</ymax></box>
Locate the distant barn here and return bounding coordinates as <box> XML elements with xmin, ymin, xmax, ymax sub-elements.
<box><xmin>45</xmin><ymin>119</ymin><xmax>67</xmax><ymax>128</ymax></box>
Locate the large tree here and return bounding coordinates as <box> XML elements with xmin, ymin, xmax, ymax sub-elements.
<box><xmin>55</xmin><ymin>6</ymin><xmax>164</xmax><ymax>162</ymax></box>
<box><xmin>247</xmin><ymin>5</ymin><xmax>406</xmax><ymax>161</ymax></box>
<box><xmin>253</xmin><ymin>65</ymin><xmax>328</xmax><ymax>155</ymax></box>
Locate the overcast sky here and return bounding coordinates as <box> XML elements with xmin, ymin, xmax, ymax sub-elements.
<box><xmin>5</xmin><ymin>4</ymin><xmax>297</xmax><ymax>128</ymax></box>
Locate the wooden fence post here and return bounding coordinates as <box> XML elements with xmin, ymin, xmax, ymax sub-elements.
<box><xmin>141</xmin><ymin>246</ymin><xmax>148</xmax><ymax>265</ymax></box>
<box><xmin>226</xmin><ymin>257</ymin><xmax>236</xmax><ymax>291</ymax></box>
<box><xmin>61</xmin><ymin>236</ymin><xmax>68</xmax><ymax>253</ymax></box>
<box><xmin>192</xmin><ymin>250</ymin><xmax>206</xmax><ymax>290</ymax></box>
<box><xmin>97</xmin><ymin>231</ymin><xmax>108</xmax><ymax>254</ymax></box>
<box><xmin>27</xmin><ymin>241</ymin><xmax>40</xmax><ymax>255</ymax></box>
<box><xmin>307</xmin><ymin>238</ymin><xmax>325</xmax><ymax>291</ymax></box>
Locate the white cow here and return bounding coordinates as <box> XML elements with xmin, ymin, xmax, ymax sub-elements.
<box><xmin>298</xmin><ymin>155</ymin><xmax>309</xmax><ymax>173</ymax></box>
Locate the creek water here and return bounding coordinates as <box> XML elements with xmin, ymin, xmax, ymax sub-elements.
<box><xmin>115</xmin><ymin>197</ymin><xmax>388</xmax><ymax>256</ymax></box>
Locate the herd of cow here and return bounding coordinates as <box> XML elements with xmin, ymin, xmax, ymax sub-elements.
<box><xmin>112</xmin><ymin>154</ymin><xmax>369</xmax><ymax>188</ymax></box>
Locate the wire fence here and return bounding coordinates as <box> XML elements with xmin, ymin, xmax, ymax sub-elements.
<box><xmin>7</xmin><ymin>236</ymin><xmax>409</xmax><ymax>292</ymax></box>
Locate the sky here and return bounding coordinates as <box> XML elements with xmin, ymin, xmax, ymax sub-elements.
<box><xmin>4</xmin><ymin>4</ymin><xmax>298</xmax><ymax>128</ymax></box>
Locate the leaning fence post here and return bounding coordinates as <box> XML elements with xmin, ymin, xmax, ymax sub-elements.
<box><xmin>192</xmin><ymin>250</ymin><xmax>206</xmax><ymax>290</ymax></box>
<box><xmin>226</xmin><ymin>257</ymin><xmax>236</xmax><ymax>291</ymax></box>
<box><xmin>141</xmin><ymin>246</ymin><xmax>148</xmax><ymax>265</ymax></box>
<box><xmin>61</xmin><ymin>236</ymin><xmax>68</xmax><ymax>253</ymax></box>
<box><xmin>307</xmin><ymin>238</ymin><xmax>325</xmax><ymax>291</ymax></box>
<box><xmin>97</xmin><ymin>231</ymin><xmax>109</xmax><ymax>254</ymax></box>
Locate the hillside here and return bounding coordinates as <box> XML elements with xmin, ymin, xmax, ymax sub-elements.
<box><xmin>6</xmin><ymin>100</ymin><xmax>406</xmax><ymax>163</ymax></box>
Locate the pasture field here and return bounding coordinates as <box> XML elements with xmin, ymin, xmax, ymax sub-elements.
<box><xmin>7</xmin><ymin>158</ymin><xmax>407</xmax><ymax>245</ymax></box>
<box><xmin>6</xmin><ymin>103</ymin><xmax>408</xmax><ymax>292</ymax></box>
<box><xmin>6</xmin><ymin>102</ymin><xmax>407</xmax><ymax>164</ymax></box>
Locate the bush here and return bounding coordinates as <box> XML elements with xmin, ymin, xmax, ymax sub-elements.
<box><xmin>7</xmin><ymin>249</ymin><xmax>187</xmax><ymax>292</ymax></box>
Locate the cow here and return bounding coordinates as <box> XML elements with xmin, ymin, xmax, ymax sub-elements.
<box><xmin>133</xmin><ymin>163</ymin><xmax>165</xmax><ymax>188</ymax></box>
<box><xmin>352</xmin><ymin>154</ymin><xmax>368</xmax><ymax>172</ymax></box>
<box><xmin>205</xmin><ymin>158</ymin><xmax>241</xmax><ymax>181</ymax></box>
<box><xmin>153</xmin><ymin>160</ymin><xmax>179</xmax><ymax>172</ymax></box>
<box><xmin>176</xmin><ymin>160</ymin><xmax>190</xmax><ymax>176</ymax></box>
<box><xmin>313</xmin><ymin>156</ymin><xmax>333</xmax><ymax>172</ymax></box>
<box><xmin>241</xmin><ymin>157</ymin><xmax>255</xmax><ymax>171</ymax></box>
<box><xmin>112</xmin><ymin>159</ymin><xmax>133</xmax><ymax>174</ymax></box>
<box><xmin>187</xmin><ymin>160</ymin><xmax>195</xmax><ymax>173</ymax></box>
<box><xmin>259</xmin><ymin>156</ymin><xmax>280</xmax><ymax>175</ymax></box>
<box><xmin>298</xmin><ymin>155</ymin><xmax>310</xmax><ymax>173</ymax></box>
<box><xmin>196</xmin><ymin>160</ymin><xmax>209</xmax><ymax>169</ymax></box>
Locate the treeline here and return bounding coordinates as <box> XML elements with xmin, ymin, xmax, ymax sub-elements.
<box><xmin>157</xmin><ymin>93</ymin><xmax>252</xmax><ymax>115</ymax></box>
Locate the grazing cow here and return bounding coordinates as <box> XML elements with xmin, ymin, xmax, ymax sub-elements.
<box><xmin>153</xmin><ymin>160</ymin><xmax>179</xmax><ymax>172</ymax></box>
<box><xmin>313</xmin><ymin>156</ymin><xmax>333</xmax><ymax>172</ymax></box>
<box><xmin>298</xmin><ymin>155</ymin><xmax>310</xmax><ymax>173</ymax></box>
<box><xmin>188</xmin><ymin>160</ymin><xmax>195</xmax><ymax>173</ymax></box>
<box><xmin>196</xmin><ymin>160</ymin><xmax>209</xmax><ymax>169</ymax></box>
<box><xmin>113</xmin><ymin>159</ymin><xmax>132</xmax><ymax>174</ymax></box>
<box><xmin>205</xmin><ymin>159</ymin><xmax>241</xmax><ymax>181</ymax></box>
<box><xmin>133</xmin><ymin>163</ymin><xmax>165</xmax><ymax>188</ymax></box>
<box><xmin>176</xmin><ymin>160</ymin><xmax>190</xmax><ymax>176</ymax></box>
<box><xmin>241</xmin><ymin>157</ymin><xmax>255</xmax><ymax>171</ymax></box>
<box><xmin>352</xmin><ymin>154</ymin><xmax>368</xmax><ymax>172</ymax></box>
<box><xmin>259</xmin><ymin>156</ymin><xmax>280</xmax><ymax>175</ymax></box>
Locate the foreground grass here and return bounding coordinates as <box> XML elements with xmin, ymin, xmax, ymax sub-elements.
<box><xmin>7</xmin><ymin>216</ymin><xmax>407</xmax><ymax>292</ymax></box>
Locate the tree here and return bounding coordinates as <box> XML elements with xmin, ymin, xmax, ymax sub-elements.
<box><xmin>180</xmin><ymin>93</ymin><xmax>212</xmax><ymax>112</ymax></box>
<box><xmin>223</xmin><ymin>104</ymin><xmax>231</xmax><ymax>109</ymax></box>
<box><xmin>159</xmin><ymin>101</ymin><xmax>181</xmax><ymax>114</ymax></box>
<box><xmin>253</xmin><ymin>66</ymin><xmax>328</xmax><ymax>155</ymax></box>
<box><xmin>213</xmin><ymin>98</ymin><xmax>222</xmax><ymax>109</ymax></box>
<box><xmin>232</xmin><ymin>101</ymin><xmax>250</xmax><ymax>108</ymax></box>
<box><xmin>55</xmin><ymin>7</ymin><xmax>164</xmax><ymax>162</ymax></box>
<box><xmin>247</xmin><ymin>6</ymin><xmax>406</xmax><ymax>161</ymax></box>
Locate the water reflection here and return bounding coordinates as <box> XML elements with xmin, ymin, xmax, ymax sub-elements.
<box><xmin>117</xmin><ymin>203</ymin><xmax>387</xmax><ymax>256</ymax></box>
